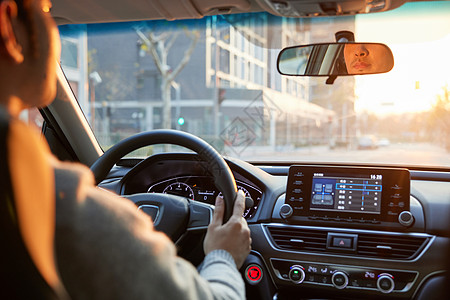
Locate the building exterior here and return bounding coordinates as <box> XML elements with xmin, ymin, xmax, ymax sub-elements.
<box><xmin>59</xmin><ymin>13</ymin><xmax>355</xmax><ymax>154</ymax></box>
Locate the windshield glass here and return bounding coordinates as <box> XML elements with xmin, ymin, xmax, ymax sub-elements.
<box><xmin>59</xmin><ymin>1</ymin><xmax>450</xmax><ymax>168</ymax></box>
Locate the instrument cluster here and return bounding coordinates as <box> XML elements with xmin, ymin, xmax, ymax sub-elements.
<box><xmin>148</xmin><ymin>176</ymin><xmax>262</xmax><ymax>218</ymax></box>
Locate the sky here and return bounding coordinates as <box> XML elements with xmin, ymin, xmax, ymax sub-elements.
<box><xmin>353</xmin><ymin>1</ymin><xmax>450</xmax><ymax>115</ymax></box>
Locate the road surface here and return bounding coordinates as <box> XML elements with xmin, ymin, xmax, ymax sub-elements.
<box><xmin>237</xmin><ymin>143</ymin><xmax>450</xmax><ymax>168</ymax></box>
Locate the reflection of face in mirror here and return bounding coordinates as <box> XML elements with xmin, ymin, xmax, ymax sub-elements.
<box><xmin>344</xmin><ymin>43</ymin><xmax>393</xmax><ymax>74</ymax></box>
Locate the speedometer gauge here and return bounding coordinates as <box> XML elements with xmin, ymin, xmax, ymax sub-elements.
<box><xmin>219</xmin><ymin>186</ymin><xmax>252</xmax><ymax>218</ymax></box>
<box><xmin>163</xmin><ymin>182</ymin><xmax>194</xmax><ymax>199</ymax></box>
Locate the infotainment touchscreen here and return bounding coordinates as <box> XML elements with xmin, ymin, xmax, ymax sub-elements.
<box><xmin>310</xmin><ymin>174</ymin><xmax>382</xmax><ymax>214</ymax></box>
<box><xmin>285</xmin><ymin>165</ymin><xmax>410</xmax><ymax>224</ymax></box>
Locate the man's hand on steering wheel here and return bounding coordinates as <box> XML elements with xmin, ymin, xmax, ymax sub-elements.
<box><xmin>203</xmin><ymin>190</ymin><xmax>251</xmax><ymax>269</ymax></box>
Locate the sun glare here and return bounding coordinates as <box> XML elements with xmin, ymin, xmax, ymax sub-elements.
<box><xmin>354</xmin><ymin>2</ymin><xmax>450</xmax><ymax>115</ymax></box>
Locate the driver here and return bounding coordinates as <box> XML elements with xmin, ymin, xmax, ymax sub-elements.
<box><xmin>0</xmin><ymin>0</ymin><xmax>251</xmax><ymax>299</ymax></box>
<box><xmin>343</xmin><ymin>43</ymin><xmax>394</xmax><ymax>74</ymax></box>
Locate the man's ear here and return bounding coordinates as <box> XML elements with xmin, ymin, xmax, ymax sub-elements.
<box><xmin>0</xmin><ymin>1</ymin><xmax>24</xmax><ymax>64</ymax></box>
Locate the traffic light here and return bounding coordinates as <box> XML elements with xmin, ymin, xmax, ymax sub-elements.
<box><xmin>177</xmin><ymin>117</ymin><xmax>185</xmax><ymax>126</ymax></box>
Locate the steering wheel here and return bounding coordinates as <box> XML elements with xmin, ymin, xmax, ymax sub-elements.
<box><xmin>90</xmin><ymin>129</ymin><xmax>238</xmax><ymax>240</ymax></box>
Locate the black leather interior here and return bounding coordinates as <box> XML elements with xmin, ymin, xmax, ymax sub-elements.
<box><xmin>0</xmin><ymin>107</ymin><xmax>60</xmax><ymax>299</ymax></box>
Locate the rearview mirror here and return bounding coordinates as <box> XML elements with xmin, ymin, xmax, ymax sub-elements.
<box><xmin>277</xmin><ymin>42</ymin><xmax>394</xmax><ymax>76</ymax></box>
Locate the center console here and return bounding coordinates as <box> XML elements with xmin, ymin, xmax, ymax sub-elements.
<box><xmin>257</xmin><ymin>165</ymin><xmax>432</xmax><ymax>298</ymax></box>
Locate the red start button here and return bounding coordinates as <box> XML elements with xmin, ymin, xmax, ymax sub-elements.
<box><xmin>245</xmin><ymin>264</ymin><xmax>263</xmax><ymax>284</ymax></box>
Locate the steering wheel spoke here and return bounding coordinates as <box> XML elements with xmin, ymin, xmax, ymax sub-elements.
<box><xmin>124</xmin><ymin>193</ymin><xmax>189</xmax><ymax>241</ymax></box>
<box><xmin>187</xmin><ymin>200</ymin><xmax>213</xmax><ymax>230</ymax></box>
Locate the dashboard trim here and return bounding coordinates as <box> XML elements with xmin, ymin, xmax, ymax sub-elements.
<box><xmin>261</xmin><ymin>223</ymin><xmax>435</xmax><ymax>263</ymax></box>
<box><xmin>269</xmin><ymin>257</ymin><xmax>420</xmax><ymax>293</ymax></box>
<box><xmin>411</xmin><ymin>270</ymin><xmax>447</xmax><ymax>299</ymax></box>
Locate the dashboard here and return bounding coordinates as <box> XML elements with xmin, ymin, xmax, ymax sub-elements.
<box><xmin>147</xmin><ymin>176</ymin><xmax>262</xmax><ymax>218</ymax></box>
<box><xmin>100</xmin><ymin>153</ymin><xmax>450</xmax><ymax>300</ymax></box>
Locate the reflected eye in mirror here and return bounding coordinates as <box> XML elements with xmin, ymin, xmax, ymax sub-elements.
<box><xmin>277</xmin><ymin>42</ymin><xmax>394</xmax><ymax>76</ymax></box>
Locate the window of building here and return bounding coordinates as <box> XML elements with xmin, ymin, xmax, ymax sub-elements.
<box><xmin>219</xmin><ymin>48</ymin><xmax>230</xmax><ymax>74</ymax></box>
<box><xmin>61</xmin><ymin>38</ymin><xmax>79</xmax><ymax>69</ymax></box>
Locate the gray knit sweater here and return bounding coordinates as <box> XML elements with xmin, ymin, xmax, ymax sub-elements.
<box><xmin>52</xmin><ymin>158</ymin><xmax>245</xmax><ymax>300</ymax></box>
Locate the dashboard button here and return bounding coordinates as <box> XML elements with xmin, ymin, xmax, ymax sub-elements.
<box><xmin>398</xmin><ymin>211</ymin><xmax>414</xmax><ymax>227</ymax></box>
<box><xmin>319</xmin><ymin>275</ymin><xmax>330</xmax><ymax>284</ymax></box>
<box><xmin>290</xmin><ymin>197</ymin><xmax>304</xmax><ymax>202</ymax></box>
<box><xmin>245</xmin><ymin>264</ymin><xmax>263</xmax><ymax>285</ymax></box>
<box><xmin>377</xmin><ymin>274</ymin><xmax>395</xmax><ymax>293</ymax></box>
<box><xmin>364</xmin><ymin>280</ymin><xmax>376</xmax><ymax>288</ymax></box>
<box><xmin>289</xmin><ymin>266</ymin><xmax>305</xmax><ymax>284</ymax></box>
<box><xmin>306</xmin><ymin>265</ymin><xmax>319</xmax><ymax>274</ymax></box>
<box><xmin>332</xmin><ymin>272</ymin><xmax>348</xmax><ymax>289</ymax></box>
<box><xmin>279</xmin><ymin>204</ymin><xmax>293</xmax><ymax>219</ymax></box>
<box><xmin>351</xmin><ymin>279</ymin><xmax>360</xmax><ymax>287</ymax></box>
<box><xmin>332</xmin><ymin>237</ymin><xmax>353</xmax><ymax>249</ymax></box>
<box><xmin>391</xmin><ymin>185</ymin><xmax>403</xmax><ymax>190</ymax></box>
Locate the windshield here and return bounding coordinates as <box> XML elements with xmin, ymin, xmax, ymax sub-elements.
<box><xmin>59</xmin><ymin>1</ymin><xmax>450</xmax><ymax>168</ymax></box>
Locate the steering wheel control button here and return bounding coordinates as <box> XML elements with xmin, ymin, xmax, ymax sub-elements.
<box><xmin>137</xmin><ymin>205</ymin><xmax>159</xmax><ymax>222</ymax></box>
<box><xmin>398</xmin><ymin>211</ymin><xmax>414</xmax><ymax>227</ymax></box>
<box><xmin>279</xmin><ymin>204</ymin><xmax>293</xmax><ymax>219</ymax></box>
<box><xmin>245</xmin><ymin>264</ymin><xmax>263</xmax><ymax>285</ymax></box>
<box><xmin>377</xmin><ymin>274</ymin><xmax>395</xmax><ymax>293</ymax></box>
<box><xmin>332</xmin><ymin>271</ymin><xmax>348</xmax><ymax>289</ymax></box>
<box><xmin>289</xmin><ymin>266</ymin><xmax>305</xmax><ymax>284</ymax></box>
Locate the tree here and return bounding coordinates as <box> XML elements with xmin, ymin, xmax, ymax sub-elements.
<box><xmin>428</xmin><ymin>85</ymin><xmax>450</xmax><ymax>148</ymax></box>
<box><xmin>135</xmin><ymin>25</ymin><xmax>200</xmax><ymax>131</ymax></box>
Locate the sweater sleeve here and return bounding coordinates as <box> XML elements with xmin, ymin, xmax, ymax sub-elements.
<box><xmin>52</xmin><ymin>160</ymin><xmax>245</xmax><ymax>300</ymax></box>
<box><xmin>198</xmin><ymin>250</ymin><xmax>246</xmax><ymax>299</ymax></box>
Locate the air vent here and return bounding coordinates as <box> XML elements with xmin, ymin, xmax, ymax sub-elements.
<box><xmin>357</xmin><ymin>233</ymin><xmax>428</xmax><ymax>260</ymax></box>
<box><xmin>267</xmin><ymin>226</ymin><xmax>328</xmax><ymax>252</ymax></box>
<box><xmin>266</xmin><ymin>226</ymin><xmax>430</xmax><ymax>260</ymax></box>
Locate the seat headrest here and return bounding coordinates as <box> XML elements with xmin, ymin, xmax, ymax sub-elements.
<box><xmin>0</xmin><ymin>107</ymin><xmax>64</xmax><ymax>298</ymax></box>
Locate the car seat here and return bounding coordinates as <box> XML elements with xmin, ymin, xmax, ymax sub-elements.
<box><xmin>0</xmin><ymin>107</ymin><xmax>66</xmax><ymax>299</ymax></box>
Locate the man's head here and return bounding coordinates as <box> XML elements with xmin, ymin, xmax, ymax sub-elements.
<box><xmin>343</xmin><ymin>43</ymin><xmax>394</xmax><ymax>75</ymax></box>
<box><xmin>0</xmin><ymin>0</ymin><xmax>60</xmax><ymax>116</ymax></box>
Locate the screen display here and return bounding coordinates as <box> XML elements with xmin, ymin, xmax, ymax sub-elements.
<box><xmin>286</xmin><ymin>165</ymin><xmax>410</xmax><ymax>224</ymax></box>
<box><xmin>310</xmin><ymin>174</ymin><xmax>382</xmax><ymax>214</ymax></box>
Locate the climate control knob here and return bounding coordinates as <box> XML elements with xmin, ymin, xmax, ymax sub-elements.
<box><xmin>377</xmin><ymin>274</ymin><xmax>395</xmax><ymax>293</ymax></box>
<box><xmin>288</xmin><ymin>266</ymin><xmax>305</xmax><ymax>284</ymax></box>
<box><xmin>331</xmin><ymin>271</ymin><xmax>348</xmax><ymax>289</ymax></box>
